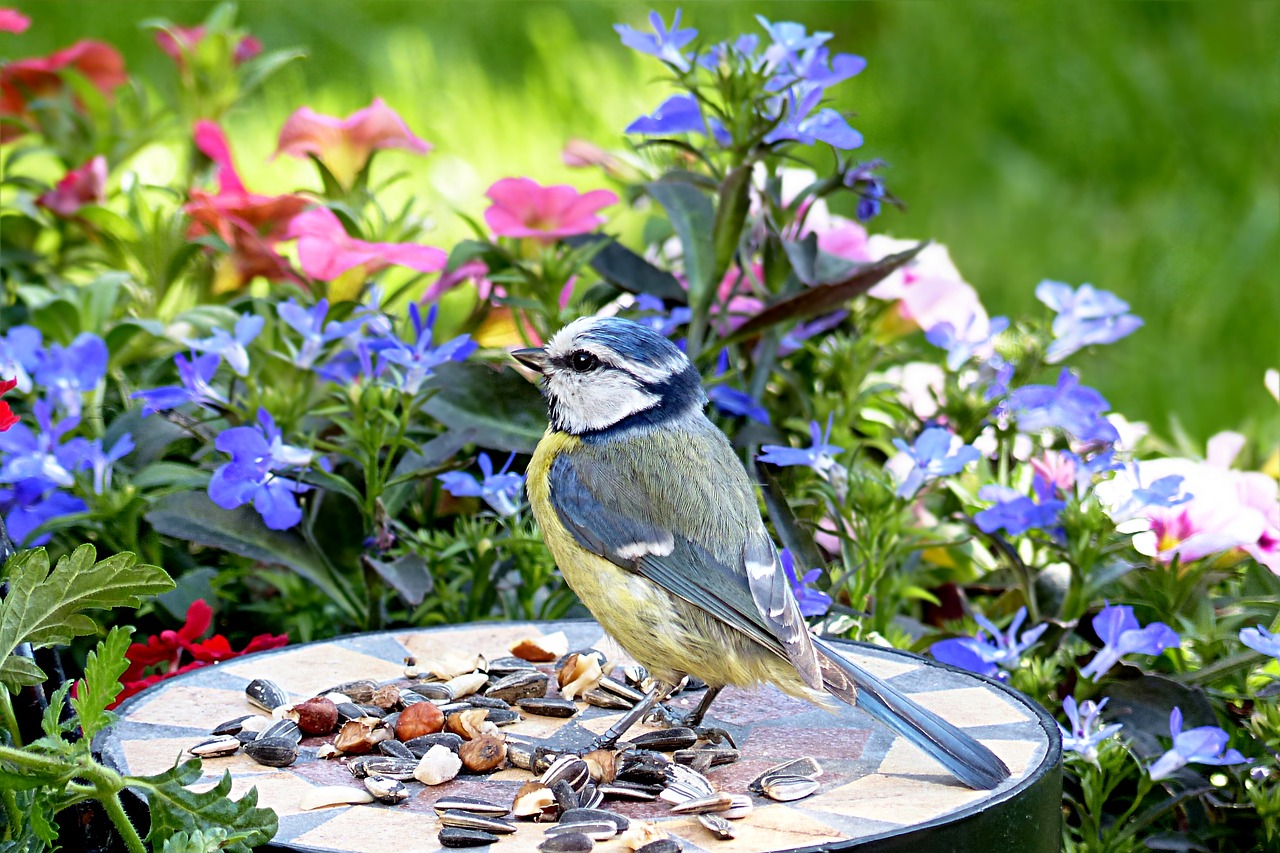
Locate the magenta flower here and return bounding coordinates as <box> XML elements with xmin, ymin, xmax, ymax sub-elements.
<box><xmin>0</xmin><ymin>8</ymin><xmax>30</xmax><ymax>34</ymax></box>
<box><xmin>484</xmin><ymin>177</ymin><xmax>618</xmax><ymax>241</ymax></box>
<box><xmin>274</xmin><ymin>98</ymin><xmax>430</xmax><ymax>188</ymax></box>
<box><xmin>287</xmin><ymin>207</ymin><xmax>446</xmax><ymax>282</ymax></box>
<box><xmin>37</xmin><ymin>156</ymin><xmax>107</xmax><ymax>217</ymax></box>
<box><xmin>154</xmin><ymin>25</ymin><xmax>262</xmax><ymax>67</ymax></box>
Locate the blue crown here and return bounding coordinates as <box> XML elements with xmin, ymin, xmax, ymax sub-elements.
<box><xmin>576</xmin><ymin>317</ymin><xmax>687</xmax><ymax>369</ymax></box>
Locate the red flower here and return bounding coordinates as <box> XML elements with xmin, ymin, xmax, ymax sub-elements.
<box><xmin>184</xmin><ymin>120</ymin><xmax>308</xmax><ymax>291</ymax></box>
<box><xmin>286</xmin><ymin>206</ymin><xmax>446</xmax><ymax>282</ymax></box>
<box><xmin>484</xmin><ymin>177</ymin><xmax>617</xmax><ymax>242</ymax></box>
<box><xmin>154</xmin><ymin>25</ymin><xmax>262</xmax><ymax>68</ymax></box>
<box><xmin>111</xmin><ymin>598</ymin><xmax>288</xmax><ymax>708</ymax></box>
<box><xmin>36</xmin><ymin>155</ymin><xmax>107</xmax><ymax>217</ymax></box>
<box><xmin>0</xmin><ymin>8</ymin><xmax>30</xmax><ymax>33</ymax></box>
<box><xmin>274</xmin><ymin>98</ymin><xmax>430</xmax><ymax>188</ymax></box>
<box><xmin>0</xmin><ymin>377</ymin><xmax>17</xmax><ymax>432</ymax></box>
<box><xmin>0</xmin><ymin>40</ymin><xmax>126</xmax><ymax>140</ymax></box>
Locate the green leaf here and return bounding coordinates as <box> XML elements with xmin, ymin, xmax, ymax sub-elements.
<box><xmin>422</xmin><ymin>362</ymin><xmax>548</xmax><ymax>455</ymax></box>
<box><xmin>39</xmin><ymin>681</ymin><xmax>74</xmax><ymax>743</ymax></box>
<box><xmin>363</xmin><ymin>552</ymin><xmax>432</xmax><ymax>606</ymax></box>
<box><xmin>712</xmin><ymin>165</ymin><xmax>753</xmax><ymax>288</ymax></box>
<box><xmin>132</xmin><ymin>462</ymin><xmax>212</xmax><ymax>492</ymax></box>
<box><xmin>161</xmin><ymin>829</ymin><xmax>232</xmax><ymax>853</ymax></box>
<box><xmin>71</xmin><ymin>626</ymin><xmax>132</xmax><ymax>740</ymax></box>
<box><xmin>645</xmin><ymin>181</ymin><xmax>715</xmax><ymax>311</ymax></box>
<box><xmin>295</xmin><ymin>467</ymin><xmax>363</xmax><ymax>505</ymax></box>
<box><xmin>383</xmin><ymin>429</ymin><xmax>476</xmax><ymax>517</ymax></box>
<box><xmin>132</xmin><ymin>760</ymin><xmax>277</xmax><ymax>853</ymax></box>
<box><xmin>720</xmin><ymin>242</ymin><xmax>929</xmax><ymax>346</ymax></box>
<box><xmin>562</xmin><ymin>234</ymin><xmax>687</xmax><ymax>302</ymax></box>
<box><xmin>144</xmin><ymin>492</ymin><xmax>359</xmax><ymax>623</ymax></box>
<box><xmin>446</xmin><ymin>239</ymin><xmax>499</xmax><ymax>273</ymax></box>
<box><xmin>0</xmin><ymin>654</ymin><xmax>46</xmax><ymax>688</ymax></box>
<box><xmin>781</xmin><ymin>233</ymin><xmax>864</xmax><ymax>287</ymax></box>
<box><xmin>0</xmin><ymin>547</ymin><xmax>172</xmax><ymax>692</ymax></box>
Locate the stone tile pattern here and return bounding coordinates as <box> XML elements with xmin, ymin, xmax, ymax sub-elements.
<box><xmin>101</xmin><ymin>621</ymin><xmax>1053</xmax><ymax>853</ymax></box>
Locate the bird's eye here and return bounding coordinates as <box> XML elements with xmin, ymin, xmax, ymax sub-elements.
<box><xmin>569</xmin><ymin>351</ymin><xmax>600</xmax><ymax>373</ymax></box>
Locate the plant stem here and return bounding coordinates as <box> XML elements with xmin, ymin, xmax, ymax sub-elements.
<box><xmin>0</xmin><ymin>689</ymin><xmax>23</xmax><ymax>749</ymax></box>
<box><xmin>2</xmin><ymin>789</ymin><xmax>19</xmax><ymax>840</ymax></box>
<box><xmin>0</xmin><ymin>743</ymin><xmax>66</xmax><ymax>774</ymax></box>
<box><xmin>101</xmin><ymin>791</ymin><xmax>146</xmax><ymax>853</ymax></box>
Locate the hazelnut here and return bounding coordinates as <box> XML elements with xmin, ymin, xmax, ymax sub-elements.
<box><xmin>394</xmin><ymin>701</ymin><xmax>444</xmax><ymax>741</ymax></box>
<box><xmin>293</xmin><ymin>697</ymin><xmax>339</xmax><ymax>735</ymax></box>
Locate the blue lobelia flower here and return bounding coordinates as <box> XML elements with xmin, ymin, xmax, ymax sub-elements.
<box><xmin>974</xmin><ymin>485</ymin><xmax>1067</xmax><ymax>536</ymax></box>
<box><xmin>1058</xmin><ymin>696</ymin><xmax>1123</xmax><ymax>765</ymax></box>
<box><xmin>785</xmin><ymin>46</ymin><xmax>867</xmax><ymax>91</ymax></box>
<box><xmin>891</xmin><ymin>427</ymin><xmax>980</xmax><ymax>499</ymax></box>
<box><xmin>379</xmin><ymin>304</ymin><xmax>477</xmax><ymax>395</ymax></box>
<box><xmin>208</xmin><ymin>409</ymin><xmax>313</xmax><ymax>530</ymax></box>
<box><xmin>1006</xmin><ymin>369</ymin><xmax>1119</xmax><ymax>445</ymax></box>
<box><xmin>131</xmin><ymin>352</ymin><xmax>227</xmax><ymax>416</ymax></box>
<box><xmin>756</xmin><ymin>17</ymin><xmax>832</xmax><ymax>71</ymax></box>
<box><xmin>1240</xmin><ymin>624</ymin><xmax>1280</xmax><ymax>659</ymax></box>
<box><xmin>763</xmin><ymin>86</ymin><xmax>862</xmax><ymax>150</ymax></box>
<box><xmin>0</xmin><ymin>325</ymin><xmax>42</xmax><ymax>394</ymax></box>
<box><xmin>707</xmin><ymin>350</ymin><xmax>769</xmax><ymax>425</ymax></box>
<box><xmin>1147</xmin><ymin>707</ymin><xmax>1249</xmax><ymax>781</ymax></box>
<box><xmin>626</xmin><ymin>94</ymin><xmax>731</xmax><ymax>145</ymax></box>
<box><xmin>778</xmin><ymin>310</ymin><xmax>848</xmax><ymax>356</ymax></box>
<box><xmin>183</xmin><ymin>313</ymin><xmax>264</xmax><ymax>377</ymax></box>
<box><xmin>83</xmin><ymin>433</ymin><xmax>134</xmax><ymax>495</ymax></box>
<box><xmin>930</xmin><ymin>605</ymin><xmax>1047</xmax><ymax>680</ymax></box>
<box><xmin>758</xmin><ymin>413</ymin><xmax>843</xmax><ymax>477</ymax></box>
<box><xmin>278</xmin><ymin>298</ymin><xmax>364</xmax><ymax>370</ymax></box>
<box><xmin>633</xmin><ymin>294</ymin><xmax>692</xmax><ymax>339</ymax></box>
<box><xmin>0</xmin><ymin>400</ymin><xmax>88</xmax><ymax>490</ymax></box>
<box><xmin>780</xmin><ymin>548</ymin><xmax>832</xmax><ymax>618</ymax></box>
<box><xmin>1079</xmin><ymin>602</ymin><xmax>1180</xmax><ymax>681</ymax></box>
<box><xmin>34</xmin><ymin>332</ymin><xmax>108</xmax><ymax>418</ymax></box>
<box><xmin>0</xmin><ymin>485</ymin><xmax>86</xmax><ymax>547</ymax></box>
<box><xmin>979</xmin><ymin>355</ymin><xmax>1015</xmax><ymax>401</ymax></box>
<box><xmin>926</xmin><ymin>316</ymin><xmax>1010</xmax><ymax>372</ymax></box>
<box><xmin>615</xmin><ymin>9</ymin><xmax>697</xmax><ymax>72</ymax></box>
<box><xmin>438</xmin><ymin>451</ymin><xmax>524</xmax><ymax>517</ymax></box>
<box><xmin>1036</xmin><ymin>280</ymin><xmax>1143</xmax><ymax>364</ymax></box>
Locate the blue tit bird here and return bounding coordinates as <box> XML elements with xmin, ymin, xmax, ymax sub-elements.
<box><xmin>515</xmin><ymin>316</ymin><xmax>1010</xmax><ymax>791</ymax></box>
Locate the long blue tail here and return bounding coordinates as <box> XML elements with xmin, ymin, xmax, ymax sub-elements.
<box><xmin>813</xmin><ymin>637</ymin><xmax>1010</xmax><ymax>790</ymax></box>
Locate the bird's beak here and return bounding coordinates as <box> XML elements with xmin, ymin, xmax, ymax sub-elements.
<box><xmin>512</xmin><ymin>347</ymin><xmax>548</xmax><ymax>373</ymax></box>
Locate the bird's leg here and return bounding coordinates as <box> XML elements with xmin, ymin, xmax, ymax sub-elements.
<box><xmin>646</xmin><ymin>685</ymin><xmax>735</xmax><ymax>746</ymax></box>
<box><xmin>587</xmin><ymin>681</ymin><xmax>674</xmax><ymax>751</ymax></box>
<box><xmin>684</xmin><ymin>685</ymin><xmax>723</xmax><ymax>727</ymax></box>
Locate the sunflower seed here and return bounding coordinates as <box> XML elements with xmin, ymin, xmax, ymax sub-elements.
<box><xmin>485</xmin><ymin>671</ymin><xmax>549</xmax><ymax>703</ymax></box>
<box><xmin>723</xmin><ymin>794</ymin><xmax>753</xmax><ymax>820</ymax></box>
<box><xmin>748</xmin><ymin>757</ymin><xmax>822</xmax><ymax>793</ymax></box>
<box><xmin>409</xmin><ymin>682</ymin><xmax>454</xmax><ymax>702</ymax></box>
<box><xmin>598</xmin><ymin>677</ymin><xmax>645</xmax><ymax>704</ymax></box>
<box><xmin>379</xmin><ymin>740</ymin><xmax>414</xmax><ymax>760</ymax></box>
<box><xmin>583</xmin><ymin>688</ymin><xmax>633</xmax><ymax>710</ymax></box>
<box><xmin>485</xmin><ymin>656</ymin><xmax>537</xmax><ymax>676</ymax></box>
<box><xmin>243</xmin><ymin>735</ymin><xmax>298</xmax><ymax>767</ymax></box>
<box><xmin>404</xmin><ymin>732</ymin><xmax>464</xmax><ymax>757</ymax></box>
<box><xmin>211</xmin><ymin>716</ymin><xmax>253</xmax><ymax>736</ymax></box>
<box><xmin>517</xmin><ymin>697</ymin><xmax>578</xmax><ymax>718</ymax></box>
<box><xmin>465</xmin><ymin>695</ymin><xmax>511</xmax><ymax>711</ymax></box>
<box><xmin>577</xmin><ymin>781</ymin><xmax>603</xmax><ymax>810</ymax></box>
<box><xmin>674</xmin><ymin>748</ymin><xmax>739</xmax><ymax>768</ymax></box>
<box><xmin>438</xmin><ymin>827</ymin><xmax>499</xmax><ymax>848</ymax></box>
<box><xmin>625</xmin><ymin>728</ymin><xmax>696</xmax><ymax>751</ymax></box>
<box><xmin>348</xmin><ymin>756</ymin><xmax>419</xmax><ymax>780</ymax></box>
<box><xmin>661</xmin><ymin>763</ymin><xmax>714</xmax><ymax>803</ymax></box>
<box><xmin>245</xmin><ymin>679</ymin><xmax>287</xmax><ymax>712</ymax></box>
<box><xmin>551</xmin><ymin>778</ymin><xmax>580</xmax><ymax>814</ymax></box>
<box><xmin>258</xmin><ymin>719</ymin><xmax>302</xmax><ymax>743</ymax></box>
<box><xmin>188</xmin><ymin>735</ymin><xmax>241</xmax><ymax>757</ymax></box>
<box><xmin>433</xmin><ymin>795</ymin><xmax>509</xmax><ymax>816</ymax></box>
<box><xmin>546</xmin><ymin>821</ymin><xmax>615</xmax><ymax>842</ymax></box>
<box><xmin>634</xmin><ymin>841</ymin><xmax>680</xmax><ymax>853</ymax></box>
<box><xmin>326</xmin><ymin>680</ymin><xmax>377</xmax><ymax>704</ymax></box>
<box><xmin>560</xmin><ymin>807</ymin><xmax>630</xmax><ymax>832</ymax></box>
<box><xmin>335</xmin><ymin>702</ymin><xmax>368</xmax><ymax>723</ymax></box>
<box><xmin>299</xmin><ymin>785</ymin><xmax>376</xmax><ymax>811</ymax></box>
<box><xmin>438</xmin><ymin>810</ymin><xmax>516</xmax><ymax>834</ymax></box>
<box><xmin>597</xmin><ymin>782</ymin><xmax>660</xmax><ymax>801</ymax></box>
<box><xmin>542</xmin><ymin>756</ymin><xmax>591</xmax><ymax>791</ymax></box>
<box><xmin>538</xmin><ymin>832</ymin><xmax>594</xmax><ymax>853</ymax></box>
<box><xmin>761</xmin><ymin>773</ymin><xmax>819</xmax><ymax>802</ymax></box>
<box><xmin>698</xmin><ymin>813</ymin><xmax>734</xmax><ymax>839</ymax></box>
<box><xmin>670</xmin><ymin>793</ymin><xmax>734</xmax><ymax>815</ymax></box>
<box><xmin>364</xmin><ymin>775</ymin><xmax>409</xmax><ymax>804</ymax></box>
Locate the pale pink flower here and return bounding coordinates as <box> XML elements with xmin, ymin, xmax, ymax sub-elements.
<box><xmin>484</xmin><ymin>177</ymin><xmax>617</xmax><ymax>241</ymax></box>
<box><xmin>0</xmin><ymin>7</ymin><xmax>30</xmax><ymax>33</ymax></box>
<box><xmin>815</xmin><ymin>217</ymin><xmax>874</xmax><ymax>263</ymax></box>
<box><xmin>287</xmin><ymin>207</ymin><xmax>446</xmax><ymax>282</ymax></box>
<box><xmin>37</xmin><ymin>155</ymin><xmax>107</xmax><ymax>217</ymax></box>
<box><xmin>274</xmin><ymin>98</ymin><xmax>430</xmax><ymax>188</ymax></box>
<box><xmin>863</xmin><ymin>235</ymin><xmax>990</xmax><ymax>336</ymax></box>
<box><xmin>1031</xmin><ymin>451</ymin><xmax>1078</xmax><ymax>494</ymax></box>
<box><xmin>155</xmin><ymin>25</ymin><xmax>261</xmax><ymax>67</ymax></box>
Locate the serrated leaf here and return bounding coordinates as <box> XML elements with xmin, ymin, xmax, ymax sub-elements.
<box><xmin>645</xmin><ymin>181</ymin><xmax>715</xmax><ymax>311</ymax></box>
<box><xmin>71</xmin><ymin>626</ymin><xmax>131</xmax><ymax>740</ymax></box>
<box><xmin>39</xmin><ymin>681</ymin><xmax>74</xmax><ymax>743</ymax></box>
<box><xmin>720</xmin><ymin>243</ymin><xmax>928</xmax><ymax>346</ymax></box>
<box><xmin>0</xmin><ymin>654</ymin><xmax>46</xmax><ymax>688</ymax></box>
<box><xmin>422</xmin><ymin>362</ymin><xmax>548</xmax><ymax>454</ymax></box>
<box><xmin>132</xmin><ymin>760</ymin><xmax>277</xmax><ymax>853</ymax></box>
<box><xmin>144</xmin><ymin>492</ymin><xmax>360</xmax><ymax>624</ymax></box>
<box><xmin>561</xmin><ymin>235</ymin><xmax>687</xmax><ymax>302</ymax></box>
<box><xmin>0</xmin><ymin>547</ymin><xmax>171</xmax><ymax>692</ymax></box>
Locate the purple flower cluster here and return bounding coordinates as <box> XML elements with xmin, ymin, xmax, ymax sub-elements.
<box><xmin>620</xmin><ymin>10</ymin><xmax>865</xmax><ymax>151</ymax></box>
<box><xmin>890</xmin><ymin>427</ymin><xmax>980</xmax><ymax>499</ymax></box>
<box><xmin>1036</xmin><ymin>281</ymin><xmax>1142</xmax><ymax>364</ymax></box>
<box><xmin>930</xmin><ymin>606</ymin><xmax>1047</xmax><ymax>680</ymax></box>
<box><xmin>758</xmin><ymin>414</ymin><xmax>843</xmax><ymax>478</ymax></box>
<box><xmin>974</xmin><ymin>484</ymin><xmax>1067</xmax><ymax>537</ymax></box>
<box><xmin>209</xmin><ymin>408</ymin><xmax>314</xmax><ymax>530</ymax></box>
<box><xmin>1006</xmin><ymin>369</ymin><xmax>1119</xmax><ymax>446</ymax></box>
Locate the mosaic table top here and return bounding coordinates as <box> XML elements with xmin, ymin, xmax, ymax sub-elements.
<box><xmin>100</xmin><ymin>620</ymin><xmax>1061</xmax><ymax>853</ymax></box>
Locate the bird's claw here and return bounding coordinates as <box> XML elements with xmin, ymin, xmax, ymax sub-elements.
<box><xmin>643</xmin><ymin>703</ymin><xmax>695</xmax><ymax>728</ymax></box>
<box><xmin>694</xmin><ymin>726</ymin><xmax>736</xmax><ymax>748</ymax></box>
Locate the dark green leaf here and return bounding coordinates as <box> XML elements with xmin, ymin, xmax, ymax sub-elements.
<box><xmin>756</xmin><ymin>463</ymin><xmax>826</xmax><ymax>573</ymax></box>
<box><xmin>71</xmin><ymin>626</ymin><xmax>132</xmax><ymax>740</ymax></box>
<box><xmin>446</xmin><ymin>239</ymin><xmax>498</xmax><ymax>273</ymax></box>
<box><xmin>712</xmin><ymin>165</ymin><xmax>753</xmax><ymax>287</ymax></box>
<box><xmin>645</xmin><ymin>181</ymin><xmax>715</xmax><ymax>310</ymax></box>
<box><xmin>133</xmin><ymin>760</ymin><xmax>277</xmax><ymax>853</ymax></box>
<box><xmin>1101</xmin><ymin>672</ymin><xmax>1216</xmax><ymax>760</ymax></box>
<box><xmin>781</xmin><ymin>233</ymin><xmax>864</xmax><ymax>287</ymax></box>
<box><xmin>383</xmin><ymin>429</ymin><xmax>476</xmax><ymax>516</ymax></box>
<box><xmin>145</xmin><ymin>492</ymin><xmax>358</xmax><ymax>622</ymax></box>
<box><xmin>720</xmin><ymin>242</ymin><xmax>928</xmax><ymax>346</ymax></box>
<box><xmin>363</xmin><ymin>553</ymin><xmax>433</xmax><ymax>605</ymax></box>
<box><xmin>562</xmin><ymin>235</ymin><xmax>687</xmax><ymax>302</ymax></box>
<box><xmin>156</xmin><ymin>568</ymin><xmax>218</xmax><ymax>623</ymax></box>
<box><xmin>296</xmin><ymin>467</ymin><xmax>363</xmax><ymax>505</ymax></box>
<box><xmin>422</xmin><ymin>362</ymin><xmax>548</xmax><ymax>455</ymax></box>
<box><xmin>132</xmin><ymin>462</ymin><xmax>212</xmax><ymax>492</ymax></box>
<box><xmin>0</xmin><ymin>547</ymin><xmax>172</xmax><ymax>691</ymax></box>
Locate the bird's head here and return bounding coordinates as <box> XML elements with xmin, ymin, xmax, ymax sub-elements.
<box><xmin>513</xmin><ymin>316</ymin><xmax>705</xmax><ymax>436</ymax></box>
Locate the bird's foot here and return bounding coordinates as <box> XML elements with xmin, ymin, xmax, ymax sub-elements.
<box><xmin>694</xmin><ymin>727</ymin><xmax>736</xmax><ymax>748</ymax></box>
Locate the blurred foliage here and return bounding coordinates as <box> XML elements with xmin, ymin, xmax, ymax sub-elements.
<box><xmin>10</xmin><ymin>1</ymin><xmax>1277</xmax><ymax>442</ymax></box>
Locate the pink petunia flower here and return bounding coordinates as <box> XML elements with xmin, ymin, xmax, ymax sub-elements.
<box><xmin>155</xmin><ymin>25</ymin><xmax>262</xmax><ymax>67</ymax></box>
<box><xmin>274</xmin><ymin>98</ymin><xmax>430</xmax><ymax>188</ymax></box>
<box><xmin>286</xmin><ymin>206</ymin><xmax>446</xmax><ymax>282</ymax></box>
<box><xmin>36</xmin><ymin>155</ymin><xmax>107</xmax><ymax>217</ymax></box>
<box><xmin>484</xmin><ymin>177</ymin><xmax>618</xmax><ymax>241</ymax></box>
<box><xmin>0</xmin><ymin>7</ymin><xmax>30</xmax><ymax>33</ymax></box>
<box><xmin>184</xmin><ymin>120</ymin><xmax>308</xmax><ymax>289</ymax></box>
<box><xmin>0</xmin><ymin>39</ymin><xmax>126</xmax><ymax>140</ymax></box>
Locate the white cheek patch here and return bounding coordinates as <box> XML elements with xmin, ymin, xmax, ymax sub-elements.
<box><xmin>616</xmin><ymin>533</ymin><xmax>676</xmax><ymax>561</ymax></box>
<box><xmin>548</xmin><ymin>370</ymin><xmax>660</xmax><ymax>434</ymax></box>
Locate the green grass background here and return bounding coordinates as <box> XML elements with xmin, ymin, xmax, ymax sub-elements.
<box><xmin>10</xmin><ymin>1</ymin><xmax>1279</xmax><ymax>444</ymax></box>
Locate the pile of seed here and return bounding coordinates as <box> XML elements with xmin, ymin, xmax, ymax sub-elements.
<box><xmin>183</xmin><ymin>633</ymin><xmax>823</xmax><ymax>850</ymax></box>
